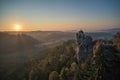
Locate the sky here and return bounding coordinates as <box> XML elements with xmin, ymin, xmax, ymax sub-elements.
<box><xmin>0</xmin><ymin>0</ymin><xmax>120</xmax><ymax>32</ymax></box>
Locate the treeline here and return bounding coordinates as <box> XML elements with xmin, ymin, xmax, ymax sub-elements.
<box><xmin>28</xmin><ymin>40</ymin><xmax>76</xmax><ymax>80</ymax></box>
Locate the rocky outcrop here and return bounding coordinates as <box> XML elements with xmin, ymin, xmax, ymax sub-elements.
<box><xmin>76</xmin><ymin>31</ymin><xmax>120</xmax><ymax>79</ymax></box>
<box><xmin>76</xmin><ymin>30</ymin><xmax>93</xmax><ymax>63</ymax></box>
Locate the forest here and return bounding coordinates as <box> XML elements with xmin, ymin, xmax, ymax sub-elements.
<box><xmin>0</xmin><ymin>32</ymin><xmax>120</xmax><ymax>80</ymax></box>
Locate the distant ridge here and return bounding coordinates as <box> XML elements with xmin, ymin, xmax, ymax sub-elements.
<box><xmin>98</xmin><ymin>28</ymin><xmax>120</xmax><ymax>33</ymax></box>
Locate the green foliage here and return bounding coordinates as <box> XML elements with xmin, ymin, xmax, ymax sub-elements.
<box><xmin>27</xmin><ymin>40</ymin><xmax>76</xmax><ymax>80</ymax></box>
<box><xmin>49</xmin><ymin>71</ymin><xmax>59</xmax><ymax>80</ymax></box>
<box><xmin>113</xmin><ymin>32</ymin><xmax>120</xmax><ymax>52</ymax></box>
<box><xmin>70</xmin><ymin>62</ymin><xmax>78</xmax><ymax>72</ymax></box>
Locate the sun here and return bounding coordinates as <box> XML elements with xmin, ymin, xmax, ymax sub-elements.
<box><xmin>14</xmin><ymin>25</ymin><xmax>21</xmax><ymax>31</ymax></box>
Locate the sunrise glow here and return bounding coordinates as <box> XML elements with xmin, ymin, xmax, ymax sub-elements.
<box><xmin>14</xmin><ymin>25</ymin><xmax>21</xmax><ymax>31</ymax></box>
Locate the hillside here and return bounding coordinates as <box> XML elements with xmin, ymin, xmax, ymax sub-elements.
<box><xmin>0</xmin><ymin>32</ymin><xmax>40</xmax><ymax>54</ymax></box>
<box><xmin>0</xmin><ymin>32</ymin><xmax>119</xmax><ymax>80</ymax></box>
<box><xmin>0</xmin><ymin>32</ymin><xmax>49</xmax><ymax>80</ymax></box>
<box><xmin>26</xmin><ymin>32</ymin><xmax>120</xmax><ymax>80</ymax></box>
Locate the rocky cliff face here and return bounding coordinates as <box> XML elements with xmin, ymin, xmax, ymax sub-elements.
<box><xmin>76</xmin><ymin>30</ymin><xmax>93</xmax><ymax>63</ymax></box>
<box><xmin>76</xmin><ymin>31</ymin><xmax>120</xmax><ymax>80</ymax></box>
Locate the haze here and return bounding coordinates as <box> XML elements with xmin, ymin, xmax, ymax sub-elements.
<box><xmin>0</xmin><ymin>0</ymin><xmax>120</xmax><ymax>32</ymax></box>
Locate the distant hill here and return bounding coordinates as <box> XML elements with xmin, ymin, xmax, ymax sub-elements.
<box><xmin>0</xmin><ymin>32</ymin><xmax>40</xmax><ymax>54</ymax></box>
<box><xmin>24</xmin><ymin>29</ymin><xmax>119</xmax><ymax>43</ymax></box>
<box><xmin>5</xmin><ymin>28</ymin><xmax>119</xmax><ymax>47</ymax></box>
<box><xmin>98</xmin><ymin>28</ymin><xmax>120</xmax><ymax>34</ymax></box>
<box><xmin>86</xmin><ymin>32</ymin><xmax>113</xmax><ymax>39</ymax></box>
<box><xmin>87</xmin><ymin>28</ymin><xmax>120</xmax><ymax>39</ymax></box>
<box><xmin>24</xmin><ymin>31</ymin><xmax>75</xmax><ymax>47</ymax></box>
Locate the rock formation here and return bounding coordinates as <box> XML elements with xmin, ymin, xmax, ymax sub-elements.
<box><xmin>75</xmin><ymin>31</ymin><xmax>120</xmax><ymax>79</ymax></box>
<box><xmin>76</xmin><ymin>30</ymin><xmax>93</xmax><ymax>63</ymax></box>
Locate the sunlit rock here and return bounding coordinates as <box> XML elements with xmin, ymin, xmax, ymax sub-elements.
<box><xmin>76</xmin><ymin>30</ymin><xmax>93</xmax><ymax>63</ymax></box>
